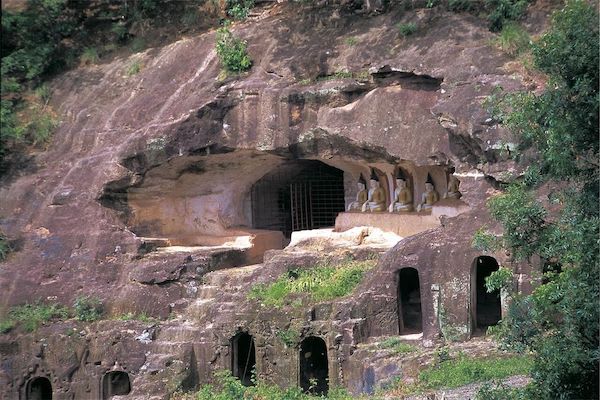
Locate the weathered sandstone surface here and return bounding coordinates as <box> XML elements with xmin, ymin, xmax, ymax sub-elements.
<box><xmin>0</xmin><ymin>2</ymin><xmax>549</xmax><ymax>398</ymax></box>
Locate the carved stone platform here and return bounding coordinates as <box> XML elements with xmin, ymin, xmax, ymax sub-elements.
<box><xmin>335</xmin><ymin>211</ymin><xmax>440</xmax><ymax>237</ymax></box>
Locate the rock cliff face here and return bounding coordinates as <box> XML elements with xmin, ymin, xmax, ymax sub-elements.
<box><xmin>0</xmin><ymin>2</ymin><xmax>546</xmax><ymax>398</ymax></box>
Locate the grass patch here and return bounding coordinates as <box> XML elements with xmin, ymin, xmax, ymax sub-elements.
<box><xmin>173</xmin><ymin>369</ymin><xmax>355</xmax><ymax>400</ymax></box>
<box><xmin>397</xmin><ymin>22</ymin><xmax>417</xmax><ymax>37</ymax></box>
<box><xmin>80</xmin><ymin>47</ymin><xmax>99</xmax><ymax>65</ymax></box>
<box><xmin>0</xmin><ymin>233</ymin><xmax>11</xmax><ymax>261</ymax></box>
<box><xmin>115</xmin><ymin>312</ymin><xmax>156</xmax><ymax>323</ymax></box>
<box><xmin>378</xmin><ymin>337</ymin><xmax>417</xmax><ymax>355</ymax></box>
<box><xmin>495</xmin><ymin>22</ymin><xmax>530</xmax><ymax>56</ymax></box>
<box><xmin>7</xmin><ymin>302</ymin><xmax>70</xmax><ymax>332</ymax></box>
<box><xmin>127</xmin><ymin>60</ymin><xmax>142</xmax><ymax>76</ymax></box>
<box><xmin>418</xmin><ymin>354</ymin><xmax>533</xmax><ymax>389</ymax></box>
<box><xmin>73</xmin><ymin>296</ymin><xmax>103</xmax><ymax>322</ymax></box>
<box><xmin>248</xmin><ymin>259</ymin><xmax>376</xmax><ymax>307</ymax></box>
<box><xmin>344</xmin><ymin>37</ymin><xmax>358</xmax><ymax>46</ymax></box>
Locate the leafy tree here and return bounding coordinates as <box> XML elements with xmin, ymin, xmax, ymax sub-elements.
<box><xmin>215</xmin><ymin>25</ymin><xmax>252</xmax><ymax>73</ymax></box>
<box><xmin>479</xmin><ymin>1</ymin><xmax>599</xmax><ymax>399</ymax></box>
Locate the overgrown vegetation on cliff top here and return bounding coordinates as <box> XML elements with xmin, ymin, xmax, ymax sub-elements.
<box><xmin>248</xmin><ymin>259</ymin><xmax>375</xmax><ymax>307</ymax></box>
<box><xmin>475</xmin><ymin>1</ymin><xmax>599</xmax><ymax>399</ymax></box>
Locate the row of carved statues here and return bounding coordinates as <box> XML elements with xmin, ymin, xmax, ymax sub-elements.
<box><xmin>347</xmin><ymin>169</ymin><xmax>462</xmax><ymax>213</ymax></box>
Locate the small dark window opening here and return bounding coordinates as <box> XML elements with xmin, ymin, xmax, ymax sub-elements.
<box><xmin>397</xmin><ymin>267</ymin><xmax>423</xmax><ymax>334</ymax></box>
<box><xmin>102</xmin><ymin>371</ymin><xmax>131</xmax><ymax>399</ymax></box>
<box><xmin>231</xmin><ymin>332</ymin><xmax>256</xmax><ymax>386</ymax></box>
<box><xmin>26</xmin><ymin>377</ymin><xmax>52</xmax><ymax>400</ymax></box>
<box><xmin>472</xmin><ymin>256</ymin><xmax>502</xmax><ymax>330</ymax></box>
<box><xmin>299</xmin><ymin>336</ymin><xmax>329</xmax><ymax>395</ymax></box>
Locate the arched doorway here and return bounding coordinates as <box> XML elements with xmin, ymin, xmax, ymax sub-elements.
<box><xmin>231</xmin><ymin>332</ymin><xmax>256</xmax><ymax>386</ymax></box>
<box><xmin>251</xmin><ymin>160</ymin><xmax>345</xmax><ymax>237</ymax></box>
<box><xmin>102</xmin><ymin>371</ymin><xmax>131</xmax><ymax>399</ymax></box>
<box><xmin>471</xmin><ymin>256</ymin><xmax>502</xmax><ymax>332</ymax></box>
<box><xmin>397</xmin><ymin>267</ymin><xmax>423</xmax><ymax>334</ymax></box>
<box><xmin>26</xmin><ymin>377</ymin><xmax>52</xmax><ymax>400</ymax></box>
<box><xmin>299</xmin><ymin>336</ymin><xmax>328</xmax><ymax>395</ymax></box>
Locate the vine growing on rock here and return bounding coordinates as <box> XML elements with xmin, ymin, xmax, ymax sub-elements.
<box><xmin>476</xmin><ymin>1</ymin><xmax>599</xmax><ymax>399</ymax></box>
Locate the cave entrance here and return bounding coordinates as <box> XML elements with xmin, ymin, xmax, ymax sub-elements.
<box><xmin>26</xmin><ymin>377</ymin><xmax>52</xmax><ymax>400</ymax></box>
<box><xmin>102</xmin><ymin>371</ymin><xmax>131</xmax><ymax>399</ymax></box>
<box><xmin>397</xmin><ymin>267</ymin><xmax>423</xmax><ymax>334</ymax></box>
<box><xmin>251</xmin><ymin>160</ymin><xmax>345</xmax><ymax>237</ymax></box>
<box><xmin>299</xmin><ymin>336</ymin><xmax>329</xmax><ymax>395</ymax></box>
<box><xmin>231</xmin><ymin>332</ymin><xmax>256</xmax><ymax>386</ymax></box>
<box><xmin>471</xmin><ymin>256</ymin><xmax>502</xmax><ymax>332</ymax></box>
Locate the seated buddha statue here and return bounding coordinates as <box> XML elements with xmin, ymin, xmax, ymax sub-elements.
<box><xmin>445</xmin><ymin>174</ymin><xmax>462</xmax><ymax>199</ymax></box>
<box><xmin>347</xmin><ymin>175</ymin><xmax>368</xmax><ymax>211</ymax></box>
<box><xmin>362</xmin><ymin>169</ymin><xmax>386</xmax><ymax>212</ymax></box>
<box><xmin>417</xmin><ymin>173</ymin><xmax>439</xmax><ymax>212</ymax></box>
<box><xmin>389</xmin><ymin>169</ymin><xmax>413</xmax><ymax>212</ymax></box>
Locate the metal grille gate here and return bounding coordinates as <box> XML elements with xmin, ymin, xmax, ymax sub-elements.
<box><xmin>251</xmin><ymin>161</ymin><xmax>345</xmax><ymax>237</ymax></box>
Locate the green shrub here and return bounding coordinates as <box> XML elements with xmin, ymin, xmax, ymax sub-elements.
<box><xmin>276</xmin><ymin>329</ymin><xmax>299</xmax><ymax>347</ymax></box>
<box><xmin>248</xmin><ymin>259</ymin><xmax>375</xmax><ymax>307</ymax></box>
<box><xmin>0</xmin><ymin>233</ymin><xmax>11</xmax><ymax>261</ymax></box>
<box><xmin>448</xmin><ymin>0</ymin><xmax>479</xmax><ymax>12</ymax></box>
<box><xmin>9</xmin><ymin>302</ymin><xmax>70</xmax><ymax>332</ymax></box>
<box><xmin>111</xmin><ymin>23</ymin><xmax>129</xmax><ymax>42</ymax></box>
<box><xmin>215</xmin><ymin>26</ymin><xmax>252</xmax><ymax>73</ymax></box>
<box><xmin>130</xmin><ymin>37</ymin><xmax>146</xmax><ymax>53</ymax></box>
<box><xmin>485</xmin><ymin>267</ymin><xmax>513</xmax><ymax>293</ymax></box>
<box><xmin>0</xmin><ymin>319</ymin><xmax>14</xmax><ymax>334</ymax></box>
<box><xmin>226</xmin><ymin>0</ymin><xmax>255</xmax><ymax>20</ymax></box>
<box><xmin>397</xmin><ymin>22</ymin><xmax>417</xmax><ymax>37</ymax></box>
<box><xmin>73</xmin><ymin>296</ymin><xmax>103</xmax><ymax>322</ymax></box>
<box><xmin>127</xmin><ymin>60</ymin><xmax>142</xmax><ymax>76</ymax></box>
<box><xmin>495</xmin><ymin>22</ymin><xmax>530</xmax><ymax>56</ymax></box>
<box><xmin>477</xmin><ymin>381</ymin><xmax>530</xmax><ymax>400</ymax></box>
<box><xmin>419</xmin><ymin>354</ymin><xmax>533</xmax><ymax>389</ymax></box>
<box><xmin>80</xmin><ymin>47</ymin><xmax>99</xmax><ymax>65</ymax></box>
<box><xmin>378</xmin><ymin>337</ymin><xmax>417</xmax><ymax>355</ymax></box>
<box><xmin>486</xmin><ymin>0</ymin><xmax>532</xmax><ymax>32</ymax></box>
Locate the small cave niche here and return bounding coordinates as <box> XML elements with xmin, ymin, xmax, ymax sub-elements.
<box><xmin>251</xmin><ymin>160</ymin><xmax>345</xmax><ymax>237</ymax></box>
<box><xmin>299</xmin><ymin>336</ymin><xmax>329</xmax><ymax>395</ymax></box>
<box><xmin>231</xmin><ymin>332</ymin><xmax>256</xmax><ymax>386</ymax></box>
<box><xmin>102</xmin><ymin>371</ymin><xmax>131</xmax><ymax>399</ymax></box>
<box><xmin>26</xmin><ymin>377</ymin><xmax>52</xmax><ymax>400</ymax></box>
<box><xmin>471</xmin><ymin>256</ymin><xmax>502</xmax><ymax>331</ymax></box>
<box><xmin>397</xmin><ymin>267</ymin><xmax>423</xmax><ymax>334</ymax></box>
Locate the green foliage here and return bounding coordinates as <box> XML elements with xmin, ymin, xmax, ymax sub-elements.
<box><xmin>0</xmin><ymin>233</ymin><xmax>11</xmax><ymax>261</ymax></box>
<box><xmin>485</xmin><ymin>267</ymin><xmax>513</xmax><ymax>293</ymax></box>
<box><xmin>276</xmin><ymin>328</ymin><xmax>300</xmax><ymax>347</ymax></box>
<box><xmin>486</xmin><ymin>0</ymin><xmax>532</xmax><ymax>32</ymax></box>
<box><xmin>215</xmin><ymin>26</ymin><xmax>252</xmax><ymax>73</ymax></box>
<box><xmin>226</xmin><ymin>0</ymin><xmax>255</xmax><ymax>20</ymax></box>
<box><xmin>0</xmin><ymin>318</ymin><xmax>15</xmax><ymax>334</ymax></box>
<box><xmin>477</xmin><ymin>381</ymin><xmax>530</xmax><ymax>400</ymax></box>
<box><xmin>73</xmin><ymin>296</ymin><xmax>103</xmax><ymax>322</ymax></box>
<box><xmin>111</xmin><ymin>23</ymin><xmax>129</xmax><ymax>42</ymax></box>
<box><xmin>344</xmin><ymin>37</ymin><xmax>358</xmax><ymax>46</ymax></box>
<box><xmin>472</xmin><ymin>227</ymin><xmax>500</xmax><ymax>252</ymax></box>
<box><xmin>115</xmin><ymin>312</ymin><xmax>155</xmax><ymax>323</ymax></box>
<box><xmin>8</xmin><ymin>302</ymin><xmax>70</xmax><ymax>332</ymax></box>
<box><xmin>378</xmin><ymin>337</ymin><xmax>417</xmax><ymax>355</ymax></box>
<box><xmin>448</xmin><ymin>0</ymin><xmax>478</xmax><ymax>12</ymax></box>
<box><xmin>248</xmin><ymin>259</ymin><xmax>375</xmax><ymax>307</ymax></box>
<box><xmin>127</xmin><ymin>60</ymin><xmax>142</xmax><ymax>76</ymax></box>
<box><xmin>187</xmin><ymin>370</ymin><xmax>354</xmax><ymax>400</ymax></box>
<box><xmin>495</xmin><ymin>22</ymin><xmax>530</xmax><ymax>56</ymax></box>
<box><xmin>80</xmin><ymin>46</ymin><xmax>99</xmax><ymax>65</ymax></box>
<box><xmin>481</xmin><ymin>2</ymin><xmax>599</xmax><ymax>399</ymax></box>
<box><xmin>130</xmin><ymin>37</ymin><xmax>146</xmax><ymax>53</ymax></box>
<box><xmin>396</xmin><ymin>22</ymin><xmax>417</xmax><ymax>37</ymax></box>
<box><xmin>418</xmin><ymin>354</ymin><xmax>533</xmax><ymax>389</ymax></box>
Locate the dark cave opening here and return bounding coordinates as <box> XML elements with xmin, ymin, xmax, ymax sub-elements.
<box><xmin>472</xmin><ymin>256</ymin><xmax>502</xmax><ymax>330</ymax></box>
<box><xmin>251</xmin><ymin>160</ymin><xmax>345</xmax><ymax>237</ymax></box>
<box><xmin>397</xmin><ymin>267</ymin><xmax>423</xmax><ymax>334</ymax></box>
<box><xmin>299</xmin><ymin>336</ymin><xmax>329</xmax><ymax>395</ymax></box>
<box><xmin>26</xmin><ymin>377</ymin><xmax>52</xmax><ymax>400</ymax></box>
<box><xmin>102</xmin><ymin>371</ymin><xmax>131</xmax><ymax>399</ymax></box>
<box><xmin>231</xmin><ymin>332</ymin><xmax>256</xmax><ymax>386</ymax></box>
